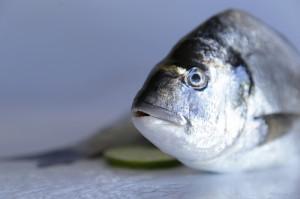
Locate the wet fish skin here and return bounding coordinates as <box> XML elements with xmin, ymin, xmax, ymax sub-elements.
<box><xmin>132</xmin><ymin>9</ymin><xmax>300</xmax><ymax>172</ymax></box>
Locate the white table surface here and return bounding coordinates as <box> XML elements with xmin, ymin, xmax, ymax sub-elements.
<box><xmin>0</xmin><ymin>159</ymin><xmax>299</xmax><ymax>199</ymax></box>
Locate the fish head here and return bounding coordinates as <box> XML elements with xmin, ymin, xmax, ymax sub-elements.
<box><xmin>132</xmin><ymin>34</ymin><xmax>252</xmax><ymax>166</ymax></box>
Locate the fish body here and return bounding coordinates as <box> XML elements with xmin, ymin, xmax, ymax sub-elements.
<box><xmin>5</xmin><ymin>9</ymin><xmax>300</xmax><ymax>172</ymax></box>
<box><xmin>131</xmin><ymin>9</ymin><xmax>300</xmax><ymax>172</ymax></box>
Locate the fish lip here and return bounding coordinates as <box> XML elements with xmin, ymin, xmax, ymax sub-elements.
<box><xmin>132</xmin><ymin>101</ymin><xmax>187</xmax><ymax>126</ymax></box>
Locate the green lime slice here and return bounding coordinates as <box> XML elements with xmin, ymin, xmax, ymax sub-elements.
<box><xmin>103</xmin><ymin>146</ymin><xmax>181</xmax><ymax>169</ymax></box>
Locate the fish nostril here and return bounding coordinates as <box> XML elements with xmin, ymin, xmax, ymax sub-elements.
<box><xmin>134</xmin><ymin>111</ymin><xmax>150</xmax><ymax>117</ymax></box>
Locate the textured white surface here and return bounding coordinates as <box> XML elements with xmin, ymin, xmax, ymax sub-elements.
<box><xmin>0</xmin><ymin>160</ymin><xmax>299</xmax><ymax>199</ymax></box>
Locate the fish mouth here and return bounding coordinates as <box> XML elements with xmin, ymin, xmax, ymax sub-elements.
<box><xmin>132</xmin><ymin>101</ymin><xmax>187</xmax><ymax>126</ymax></box>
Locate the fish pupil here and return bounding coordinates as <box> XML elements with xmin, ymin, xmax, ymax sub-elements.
<box><xmin>190</xmin><ymin>73</ymin><xmax>201</xmax><ymax>84</ymax></box>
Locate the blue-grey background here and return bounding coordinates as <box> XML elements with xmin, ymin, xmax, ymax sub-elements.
<box><xmin>1</xmin><ymin>0</ymin><xmax>299</xmax><ymax>156</ymax></box>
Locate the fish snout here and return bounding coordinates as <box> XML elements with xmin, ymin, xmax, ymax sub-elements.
<box><xmin>132</xmin><ymin>101</ymin><xmax>187</xmax><ymax>125</ymax></box>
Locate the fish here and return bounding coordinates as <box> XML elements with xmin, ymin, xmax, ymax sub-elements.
<box><xmin>5</xmin><ymin>9</ymin><xmax>300</xmax><ymax>172</ymax></box>
<box><xmin>131</xmin><ymin>9</ymin><xmax>300</xmax><ymax>172</ymax></box>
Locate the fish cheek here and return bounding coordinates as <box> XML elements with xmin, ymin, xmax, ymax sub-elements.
<box><xmin>187</xmin><ymin>91</ymin><xmax>209</xmax><ymax>122</ymax></box>
<box><xmin>187</xmin><ymin>73</ymin><xmax>241</xmax><ymax>143</ymax></box>
<box><xmin>180</xmin><ymin>88</ymin><xmax>230</xmax><ymax>160</ymax></box>
<box><xmin>185</xmin><ymin>85</ymin><xmax>221</xmax><ymax>136</ymax></box>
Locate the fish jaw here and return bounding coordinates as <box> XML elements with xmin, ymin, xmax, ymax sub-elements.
<box><xmin>131</xmin><ymin>103</ymin><xmax>231</xmax><ymax>165</ymax></box>
<box><xmin>131</xmin><ymin>114</ymin><xmax>194</xmax><ymax>162</ymax></box>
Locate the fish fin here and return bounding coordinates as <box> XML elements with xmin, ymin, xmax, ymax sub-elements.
<box><xmin>75</xmin><ymin>115</ymin><xmax>151</xmax><ymax>157</ymax></box>
<box><xmin>256</xmin><ymin>113</ymin><xmax>300</xmax><ymax>144</ymax></box>
<box><xmin>2</xmin><ymin>115</ymin><xmax>150</xmax><ymax>167</ymax></box>
<box><xmin>0</xmin><ymin>147</ymin><xmax>85</xmax><ymax>168</ymax></box>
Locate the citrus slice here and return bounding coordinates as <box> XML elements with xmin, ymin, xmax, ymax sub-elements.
<box><xmin>104</xmin><ymin>146</ymin><xmax>180</xmax><ymax>169</ymax></box>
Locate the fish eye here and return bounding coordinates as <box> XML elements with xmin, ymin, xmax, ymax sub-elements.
<box><xmin>186</xmin><ymin>67</ymin><xmax>208</xmax><ymax>90</ymax></box>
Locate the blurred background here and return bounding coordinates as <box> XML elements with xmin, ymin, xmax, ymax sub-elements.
<box><xmin>0</xmin><ymin>0</ymin><xmax>299</xmax><ymax>157</ymax></box>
